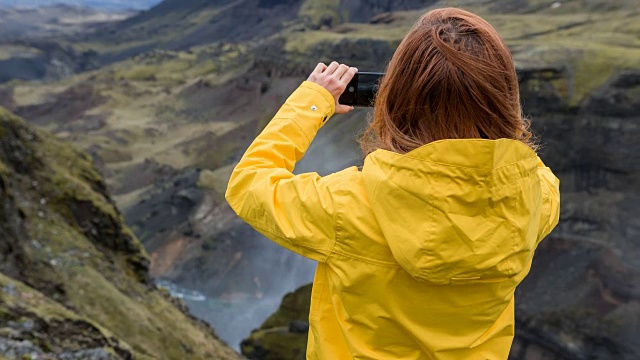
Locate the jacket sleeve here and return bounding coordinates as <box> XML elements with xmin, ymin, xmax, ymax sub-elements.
<box><xmin>536</xmin><ymin>158</ymin><xmax>561</xmax><ymax>241</ymax></box>
<box><xmin>225</xmin><ymin>81</ymin><xmax>342</xmax><ymax>262</ymax></box>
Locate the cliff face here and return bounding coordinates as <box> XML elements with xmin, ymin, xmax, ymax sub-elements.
<box><xmin>0</xmin><ymin>109</ymin><xmax>240</xmax><ymax>359</ymax></box>
<box><xmin>510</xmin><ymin>68</ymin><xmax>640</xmax><ymax>359</ymax></box>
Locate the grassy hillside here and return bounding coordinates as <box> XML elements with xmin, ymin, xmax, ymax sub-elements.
<box><xmin>0</xmin><ymin>108</ymin><xmax>240</xmax><ymax>359</ymax></box>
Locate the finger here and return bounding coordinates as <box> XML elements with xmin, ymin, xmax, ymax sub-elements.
<box><xmin>325</xmin><ymin>61</ymin><xmax>339</xmax><ymax>74</ymax></box>
<box><xmin>333</xmin><ymin>64</ymin><xmax>349</xmax><ymax>79</ymax></box>
<box><xmin>340</xmin><ymin>67</ymin><xmax>358</xmax><ymax>86</ymax></box>
<box><xmin>335</xmin><ymin>104</ymin><xmax>355</xmax><ymax>114</ymax></box>
<box><xmin>313</xmin><ymin>62</ymin><xmax>327</xmax><ymax>74</ymax></box>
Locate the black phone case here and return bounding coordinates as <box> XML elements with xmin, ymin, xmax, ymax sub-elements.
<box><xmin>339</xmin><ymin>72</ymin><xmax>384</xmax><ymax>107</ymax></box>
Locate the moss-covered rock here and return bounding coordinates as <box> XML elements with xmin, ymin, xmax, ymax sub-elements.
<box><xmin>0</xmin><ymin>108</ymin><xmax>241</xmax><ymax>359</ymax></box>
<box><xmin>241</xmin><ymin>284</ymin><xmax>312</xmax><ymax>360</ymax></box>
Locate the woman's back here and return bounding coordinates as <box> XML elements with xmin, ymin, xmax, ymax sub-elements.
<box><xmin>305</xmin><ymin>139</ymin><xmax>559</xmax><ymax>359</ymax></box>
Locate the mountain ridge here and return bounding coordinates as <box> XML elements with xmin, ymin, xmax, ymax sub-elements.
<box><xmin>0</xmin><ymin>0</ymin><xmax>161</xmax><ymax>11</ymax></box>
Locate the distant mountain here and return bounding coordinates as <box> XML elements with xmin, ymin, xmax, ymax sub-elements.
<box><xmin>83</xmin><ymin>0</ymin><xmax>440</xmax><ymax>64</ymax></box>
<box><xmin>0</xmin><ymin>0</ymin><xmax>162</xmax><ymax>11</ymax></box>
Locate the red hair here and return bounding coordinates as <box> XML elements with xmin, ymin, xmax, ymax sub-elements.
<box><xmin>361</xmin><ymin>8</ymin><xmax>536</xmax><ymax>154</ymax></box>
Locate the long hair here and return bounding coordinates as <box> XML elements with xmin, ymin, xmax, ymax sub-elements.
<box><xmin>361</xmin><ymin>8</ymin><xmax>536</xmax><ymax>155</ymax></box>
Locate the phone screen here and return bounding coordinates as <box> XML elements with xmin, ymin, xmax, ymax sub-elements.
<box><xmin>339</xmin><ymin>72</ymin><xmax>384</xmax><ymax>107</ymax></box>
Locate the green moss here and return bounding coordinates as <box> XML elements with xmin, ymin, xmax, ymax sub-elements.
<box><xmin>96</xmin><ymin>147</ymin><xmax>133</xmax><ymax>164</ymax></box>
<box><xmin>283</xmin><ymin>20</ymin><xmax>408</xmax><ymax>56</ymax></box>
<box><xmin>299</xmin><ymin>0</ymin><xmax>341</xmax><ymax>28</ymax></box>
<box><xmin>65</xmin><ymin>266</ymin><xmax>235</xmax><ymax>359</ymax></box>
<box><xmin>514</xmin><ymin>41</ymin><xmax>640</xmax><ymax>106</ymax></box>
<box><xmin>261</xmin><ymin>284</ymin><xmax>312</xmax><ymax>329</ymax></box>
<box><xmin>120</xmin><ymin>65</ymin><xmax>161</xmax><ymax>81</ymax></box>
<box><xmin>256</xmin><ymin>110</ymin><xmax>277</xmax><ymax>135</ymax></box>
<box><xmin>188</xmin><ymin>128</ymin><xmax>249</xmax><ymax>170</ymax></box>
<box><xmin>0</xmin><ymin>158</ymin><xmax>8</xmax><ymax>176</ymax></box>
<box><xmin>198</xmin><ymin>164</ymin><xmax>235</xmax><ymax>201</ymax></box>
<box><xmin>0</xmin><ymin>44</ymin><xmax>42</xmax><ymax>61</ymax></box>
<box><xmin>550</xmin><ymin>76</ymin><xmax>570</xmax><ymax>101</ymax></box>
<box><xmin>0</xmin><ymin>273</ymin><xmax>90</xmax><ymax>331</ymax></box>
<box><xmin>190</xmin><ymin>59</ymin><xmax>219</xmax><ymax>77</ymax></box>
<box><xmin>0</xmin><ymin>288</ymin><xmax>133</xmax><ymax>357</ymax></box>
<box><xmin>114</xmin><ymin>47</ymin><xmax>249</xmax><ymax>85</ymax></box>
<box><xmin>244</xmin><ymin>329</ymin><xmax>308</xmax><ymax>360</ymax></box>
<box><xmin>570</xmin><ymin>45</ymin><xmax>639</xmax><ymax>106</ymax></box>
<box><xmin>241</xmin><ymin>285</ymin><xmax>312</xmax><ymax>358</ymax></box>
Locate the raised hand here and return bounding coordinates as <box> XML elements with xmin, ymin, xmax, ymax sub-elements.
<box><xmin>307</xmin><ymin>61</ymin><xmax>358</xmax><ymax>114</ymax></box>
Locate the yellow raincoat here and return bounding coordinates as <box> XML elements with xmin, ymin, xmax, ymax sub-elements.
<box><xmin>226</xmin><ymin>81</ymin><xmax>560</xmax><ymax>359</ymax></box>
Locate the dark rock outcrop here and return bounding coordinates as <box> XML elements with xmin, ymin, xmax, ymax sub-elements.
<box><xmin>241</xmin><ymin>284</ymin><xmax>312</xmax><ymax>360</ymax></box>
<box><xmin>0</xmin><ymin>40</ymin><xmax>100</xmax><ymax>84</ymax></box>
<box><xmin>508</xmin><ymin>67</ymin><xmax>640</xmax><ymax>360</ymax></box>
<box><xmin>338</xmin><ymin>0</ymin><xmax>438</xmax><ymax>23</ymax></box>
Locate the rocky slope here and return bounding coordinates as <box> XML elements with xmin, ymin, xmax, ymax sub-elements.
<box><xmin>0</xmin><ymin>0</ymin><xmax>638</xmax><ymax>355</ymax></box>
<box><xmin>76</xmin><ymin>0</ymin><xmax>440</xmax><ymax>63</ymax></box>
<box><xmin>241</xmin><ymin>285</ymin><xmax>311</xmax><ymax>360</ymax></box>
<box><xmin>510</xmin><ymin>67</ymin><xmax>640</xmax><ymax>359</ymax></box>
<box><xmin>0</xmin><ymin>5</ymin><xmax>133</xmax><ymax>83</ymax></box>
<box><xmin>0</xmin><ymin>109</ymin><xmax>240</xmax><ymax>359</ymax></box>
<box><xmin>0</xmin><ymin>1</ymin><xmax>160</xmax><ymax>11</ymax></box>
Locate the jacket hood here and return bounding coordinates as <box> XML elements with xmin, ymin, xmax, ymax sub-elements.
<box><xmin>362</xmin><ymin>139</ymin><xmax>542</xmax><ymax>285</ymax></box>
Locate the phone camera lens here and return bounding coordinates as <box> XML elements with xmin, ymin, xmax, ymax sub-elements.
<box><xmin>348</xmin><ymin>86</ymin><xmax>355</xmax><ymax>93</ymax></box>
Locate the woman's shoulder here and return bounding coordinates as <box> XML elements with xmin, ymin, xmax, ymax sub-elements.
<box><xmin>321</xmin><ymin>167</ymin><xmax>397</xmax><ymax>266</ymax></box>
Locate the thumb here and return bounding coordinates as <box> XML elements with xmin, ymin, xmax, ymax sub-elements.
<box><xmin>335</xmin><ymin>104</ymin><xmax>354</xmax><ymax>114</ymax></box>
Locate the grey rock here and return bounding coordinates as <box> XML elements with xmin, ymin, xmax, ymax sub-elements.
<box><xmin>59</xmin><ymin>348</ymin><xmax>119</xmax><ymax>360</ymax></box>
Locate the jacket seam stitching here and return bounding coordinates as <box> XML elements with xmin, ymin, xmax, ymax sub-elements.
<box><xmin>398</xmin><ymin>154</ymin><xmax>539</xmax><ymax>171</ymax></box>
<box><xmin>330</xmin><ymin>249</ymin><xmax>401</xmax><ymax>268</ymax></box>
<box><xmin>508</xmin><ymin>178</ymin><xmax>521</xmax><ymax>274</ymax></box>
<box><xmin>249</xmin><ymin>222</ymin><xmax>332</xmax><ymax>254</ymax></box>
<box><xmin>359</xmin><ymin>172</ymin><xmax>411</xmax><ymax>269</ymax></box>
<box><xmin>327</xmin><ymin>195</ymin><xmax>342</xmax><ymax>264</ymax></box>
<box><xmin>308</xmin><ymin>268</ymin><xmax>325</xmax><ymax>323</ymax></box>
<box><xmin>329</xmin><ymin>174</ymin><xmax>399</xmax><ymax>267</ymax></box>
<box><xmin>327</xmin><ymin>174</ymin><xmax>356</xmax><ymax>263</ymax></box>
<box><xmin>272</xmin><ymin>115</ymin><xmax>313</xmax><ymax>144</ymax></box>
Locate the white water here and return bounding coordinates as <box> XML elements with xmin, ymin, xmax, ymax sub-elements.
<box><xmin>158</xmin><ymin>249</ymin><xmax>315</xmax><ymax>350</ymax></box>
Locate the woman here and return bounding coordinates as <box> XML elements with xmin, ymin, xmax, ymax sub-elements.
<box><xmin>226</xmin><ymin>7</ymin><xmax>560</xmax><ymax>360</ymax></box>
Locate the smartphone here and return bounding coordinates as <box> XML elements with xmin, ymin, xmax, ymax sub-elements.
<box><xmin>339</xmin><ymin>72</ymin><xmax>384</xmax><ymax>107</ymax></box>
